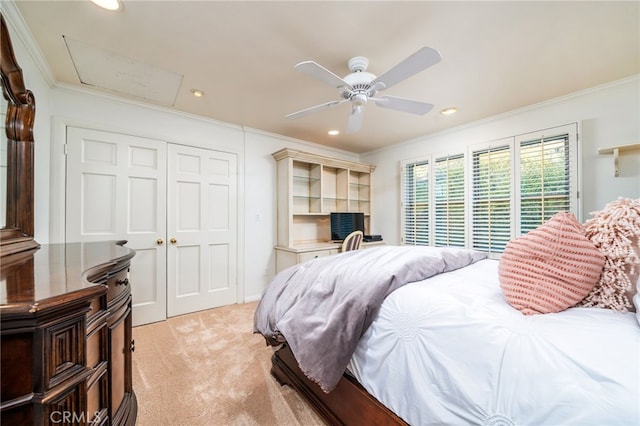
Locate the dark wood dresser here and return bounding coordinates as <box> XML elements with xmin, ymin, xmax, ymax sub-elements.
<box><xmin>0</xmin><ymin>240</ymin><xmax>137</xmax><ymax>425</ymax></box>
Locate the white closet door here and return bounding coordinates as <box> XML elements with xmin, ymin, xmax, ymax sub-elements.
<box><xmin>166</xmin><ymin>144</ymin><xmax>238</xmax><ymax>317</ymax></box>
<box><xmin>66</xmin><ymin>127</ymin><xmax>167</xmax><ymax>326</ymax></box>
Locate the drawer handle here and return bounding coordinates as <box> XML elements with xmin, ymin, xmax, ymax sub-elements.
<box><xmin>116</xmin><ymin>277</ymin><xmax>129</xmax><ymax>286</ymax></box>
<box><xmin>130</xmin><ymin>339</ymin><xmax>136</xmax><ymax>352</ymax></box>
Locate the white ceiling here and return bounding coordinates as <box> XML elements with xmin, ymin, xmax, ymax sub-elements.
<box><xmin>12</xmin><ymin>1</ymin><xmax>640</xmax><ymax>153</ymax></box>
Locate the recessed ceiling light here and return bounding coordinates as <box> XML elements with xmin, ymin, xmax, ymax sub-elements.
<box><xmin>90</xmin><ymin>0</ymin><xmax>121</xmax><ymax>11</ymax></box>
<box><xmin>440</xmin><ymin>107</ymin><xmax>457</xmax><ymax>115</ymax></box>
<box><xmin>328</xmin><ymin>130</ymin><xmax>340</xmax><ymax>136</ymax></box>
<box><xmin>191</xmin><ymin>89</ymin><xmax>204</xmax><ymax>97</ymax></box>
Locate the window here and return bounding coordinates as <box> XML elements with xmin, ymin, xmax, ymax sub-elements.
<box><xmin>434</xmin><ymin>154</ymin><xmax>465</xmax><ymax>247</ymax></box>
<box><xmin>471</xmin><ymin>143</ymin><xmax>511</xmax><ymax>252</ymax></box>
<box><xmin>401</xmin><ymin>124</ymin><xmax>579</xmax><ymax>253</ymax></box>
<box><xmin>402</xmin><ymin>160</ymin><xmax>429</xmax><ymax>245</ymax></box>
<box><xmin>518</xmin><ymin>134</ymin><xmax>573</xmax><ymax>234</ymax></box>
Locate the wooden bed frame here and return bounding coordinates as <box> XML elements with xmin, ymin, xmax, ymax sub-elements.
<box><xmin>270</xmin><ymin>344</ymin><xmax>407</xmax><ymax>425</ymax></box>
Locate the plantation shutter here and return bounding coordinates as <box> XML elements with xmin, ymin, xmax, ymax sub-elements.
<box><xmin>401</xmin><ymin>124</ymin><xmax>577</xmax><ymax>252</ymax></box>
<box><xmin>402</xmin><ymin>160</ymin><xmax>430</xmax><ymax>245</ymax></box>
<box><xmin>434</xmin><ymin>154</ymin><xmax>465</xmax><ymax>247</ymax></box>
<box><xmin>519</xmin><ymin>133</ymin><xmax>573</xmax><ymax>234</ymax></box>
<box><xmin>472</xmin><ymin>144</ymin><xmax>512</xmax><ymax>252</ymax></box>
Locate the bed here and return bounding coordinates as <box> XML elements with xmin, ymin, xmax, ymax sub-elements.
<box><xmin>254</xmin><ymin>203</ymin><xmax>640</xmax><ymax>425</ymax></box>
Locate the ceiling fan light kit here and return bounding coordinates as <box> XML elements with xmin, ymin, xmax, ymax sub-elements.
<box><xmin>286</xmin><ymin>46</ymin><xmax>442</xmax><ymax>133</ymax></box>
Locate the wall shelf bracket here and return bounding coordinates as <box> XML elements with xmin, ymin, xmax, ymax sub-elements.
<box><xmin>597</xmin><ymin>142</ymin><xmax>640</xmax><ymax>177</ymax></box>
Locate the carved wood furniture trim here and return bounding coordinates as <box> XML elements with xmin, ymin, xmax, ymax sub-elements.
<box><xmin>271</xmin><ymin>344</ymin><xmax>407</xmax><ymax>425</ymax></box>
<box><xmin>0</xmin><ymin>241</ymin><xmax>137</xmax><ymax>425</ymax></box>
<box><xmin>0</xmin><ymin>12</ymin><xmax>39</xmax><ymax>257</ymax></box>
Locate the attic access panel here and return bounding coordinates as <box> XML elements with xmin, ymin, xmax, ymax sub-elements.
<box><xmin>65</xmin><ymin>36</ymin><xmax>183</xmax><ymax>106</ymax></box>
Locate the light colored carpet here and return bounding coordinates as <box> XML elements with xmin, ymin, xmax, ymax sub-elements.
<box><xmin>132</xmin><ymin>302</ymin><xmax>325</xmax><ymax>426</ymax></box>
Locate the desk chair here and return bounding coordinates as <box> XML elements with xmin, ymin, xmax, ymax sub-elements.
<box><xmin>342</xmin><ymin>230</ymin><xmax>363</xmax><ymax>252</ymax></box>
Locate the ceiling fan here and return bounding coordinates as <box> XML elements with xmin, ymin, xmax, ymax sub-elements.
<box><xmin>286</xmin><ymin>47</ymin><xmax>442</xmax><ymax>133</ymax></box>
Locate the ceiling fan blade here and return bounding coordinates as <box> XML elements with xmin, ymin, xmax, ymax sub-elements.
<box><xmin>372</xmin><ymin>96</ymin><xmax>434</xmax><ymax>115</ymax></box>
<box><xmin>371</xmin><ymin>47</ymin><xmax>441</xmax><ymax>90</ymax></box>
<box><xmin>295</xmin><ymin>61</ymin><xmax>353</xmax><ymax>90</ymax></box>
<box><xmin>286</xmin><ymin>99</ymin><xmax>348</xmax><ymax>120</ymax></box>
<box><xmin>347</xmin><ymin>106</ymin><xmax>364</xmax><ymax>133</ymax></box>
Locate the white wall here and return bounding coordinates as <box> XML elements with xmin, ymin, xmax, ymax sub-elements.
<box><xmin>361</xmin><ymin>76</ymin><xmax>640</xmax><ymax>245</ymax></box>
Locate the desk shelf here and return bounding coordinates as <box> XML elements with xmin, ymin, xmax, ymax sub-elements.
<box><xmin>273</xmin><ymin>148</ymin><xmax>376</xmax><ymax>252</ymax></box>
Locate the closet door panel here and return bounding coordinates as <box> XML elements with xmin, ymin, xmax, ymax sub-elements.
<box><xmin>167</xmin><ymin>144</ymin><xmax>238</xmax><ymax>317</ymax></box>
<box><xmin>66</xmin><ymin>127</ymin><xmax>167</xmax><ymax>326</ymax></box>
<box><xmin>81</xmin><ymin>173</ymin><xmax>117</xmax><ymax>234</ymax></box>
<box><xmin>66</xmin><ymin>128</ymin><xmax>240</xmax><ymax>323</ymax></box>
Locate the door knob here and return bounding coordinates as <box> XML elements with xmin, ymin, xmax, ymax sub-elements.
<box><xmin>170</xmin><ymin>238</ymin><xmax>177</xmax><ymax>244</ymax></box>
<box><xmin>157</xmin><ymin>238</ymin><xmax>164</xmax><ymax>245</ymax></box>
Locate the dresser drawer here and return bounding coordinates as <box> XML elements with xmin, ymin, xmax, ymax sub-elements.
<box><xmin>86</xmin><ymin>323</ymin><xmax>106</xmax><ymax>370</ymax></box>
<box><xmin>43</xmin><ymin>316</ymin><xmax>86</xmax><ymax>390</ymax></box>
<box><xmin>106</xmin><ymin>268</ymin><xmax>130</xmax><ymax>304</ymax></box>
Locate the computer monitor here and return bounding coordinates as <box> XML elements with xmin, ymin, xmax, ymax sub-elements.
<box><xmin>330</xmin><ymin>212</ymin><xmax>365</xmax><ymax>241</ymax></box>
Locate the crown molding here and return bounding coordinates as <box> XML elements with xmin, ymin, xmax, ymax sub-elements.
<box><xmin>2</xmin><ymin>1</ymin><xmax>56</xmax><ymax>87</ymax></box>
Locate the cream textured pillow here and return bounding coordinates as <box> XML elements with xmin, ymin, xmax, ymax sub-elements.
<box><xmin>578</xmin><ymin>198</ymin><xmax>640</xmax><ymax>312</ymax></box>
<box><xmin>499</xmin><ymin>212</ymin><xmax>605</xmax><ymax>315</ymax></box>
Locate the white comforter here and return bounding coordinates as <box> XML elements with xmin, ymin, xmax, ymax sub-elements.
<box><xmin>348</xmin><ymin>259</ymin><xmax>640</xmax><ymax>426</ymax></box>
<box><xmin>254</xmin><ymin>246</ymin><xmax>486</xmax><ymax>392</ymax></box>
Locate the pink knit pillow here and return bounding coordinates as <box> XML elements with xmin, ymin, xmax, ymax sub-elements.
<box><xmin>578</xmin><ymin>198</ymin><xmax>640</xmax><ymax>312</ymax></box>
<box><xmin>499</xmin><ymin>212</ymin><xmax>605</xmax><ymax>315</ymax></box>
